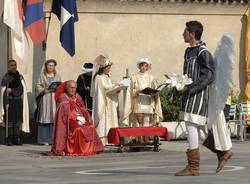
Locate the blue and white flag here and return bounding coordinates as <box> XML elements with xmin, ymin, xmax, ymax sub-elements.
<box><xmin>52</xmin><ymin>0</ymin><xmax>78</xmax><ymax>56</ymax></box>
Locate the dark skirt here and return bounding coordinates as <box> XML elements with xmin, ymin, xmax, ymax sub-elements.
<box><xmin>37</xmin><ymin>123</ymin><xmax>53</xmax><ymax>144</ymax></box>
<box><xmin>4</xmin><ymin>98</ymin><xmax>23</xmax><ymax>123</ymax></box>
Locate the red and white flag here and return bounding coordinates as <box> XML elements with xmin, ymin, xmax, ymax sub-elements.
<box><xmin>3</xmin><ymin>0</ymin><xmax>30</xmax><ymax>61</ymax></box>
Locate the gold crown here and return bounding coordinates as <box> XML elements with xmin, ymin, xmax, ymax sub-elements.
<box><xmin>94</xmin><ymin>55</ymin><xmax>113</xmax><ymax>68</ymax></box>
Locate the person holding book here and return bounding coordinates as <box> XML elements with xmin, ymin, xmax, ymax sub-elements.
<box><xmin>91</xmin><ymin>55</ymin><xmax>121</xmax><ymax>145</ymax></box>
<box><xmin>122</xmin><ymin>58</ymin><xmax>163</xmax><ymax>142</ymax></box>
<box><xmin>35</xmin><ymin>59</ymin><xmax>61</xmax><ymax>145</ymax></box>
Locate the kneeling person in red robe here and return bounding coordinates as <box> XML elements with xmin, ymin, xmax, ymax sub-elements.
<box><xmin>47</xmin><ymin>80</ymin><xmax>104</xmax><ymax>156</ymax></box>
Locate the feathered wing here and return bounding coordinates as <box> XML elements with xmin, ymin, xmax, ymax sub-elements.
<box><xmin>208</xmin><ymin>34</ymin><xmax>235</xmax><ymax>125</ymax></box>
<box><xmin>207</xmin><ymin>34</ymin><xmax>234</xmax><ymax>151</ymax></box>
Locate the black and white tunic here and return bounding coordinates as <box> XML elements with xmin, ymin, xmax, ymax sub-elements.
<box><xmin>179</xmin><ymin>42</ymin><xmax>215</xmax><ymax>125</ymax></box>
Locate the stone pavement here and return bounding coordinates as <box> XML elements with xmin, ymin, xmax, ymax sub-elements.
<box><xmin>0</xmin><ymin>138</ymin><xmax>249</xmax><ymax>184</ymax></box>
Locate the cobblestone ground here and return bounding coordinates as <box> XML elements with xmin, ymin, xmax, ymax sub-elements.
<box><xmin>0</xmin><ymin>139</ymin><xmax>249</xmax><ymax>184</ymax></box>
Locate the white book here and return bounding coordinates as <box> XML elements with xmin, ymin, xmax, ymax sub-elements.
<box><xmin>120</xmin><ymin>78</ymin><xmax>131</xmax><ymax>87</ymax></box>
<box><xmin>106</xmin><ymin>85</ymin><xmax>127</xmax><ymax>95</ymax></box>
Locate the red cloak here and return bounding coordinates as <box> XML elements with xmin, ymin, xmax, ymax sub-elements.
<box><xmin>46</xmin><ymin>93</ymin><xmax>104</xmax><ymax>156</ymax></box>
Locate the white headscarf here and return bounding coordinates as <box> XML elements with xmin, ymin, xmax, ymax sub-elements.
<box><xmin>136</xmin><ymin>58</ymin><xmax>152</xmax><ymax>69</ymax></box>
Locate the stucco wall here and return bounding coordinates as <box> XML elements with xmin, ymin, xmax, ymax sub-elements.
<box><xmin>44</xmin><ymin>1</ymin><xmax>247</xmax><ymax>94</ymax></box>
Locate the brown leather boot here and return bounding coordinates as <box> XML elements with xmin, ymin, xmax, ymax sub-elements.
<box><xmin>216</xmin><ymin>150</ymin><xmax>233</xmax><ymax>173</ymax></box>
<box><xmin>175</xmin><ymin>148</ymin><xmax>200</xmax><ymax>176</ymax></box>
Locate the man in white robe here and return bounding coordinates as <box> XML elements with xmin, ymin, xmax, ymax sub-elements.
<box><xmin>122</xmin><ymin>58</ymin><xmax>162</xmax><ymax>143</ymax></box>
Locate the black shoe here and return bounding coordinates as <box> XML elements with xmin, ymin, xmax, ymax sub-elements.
<box><xmin>6</xmin><ymin>137</ymin><xmax>13</xmax><ymax>146</ymax></box>
<box><xmin>13</xmin><ymin>136</ymin><xmax>22</xmax><ymax>145</ymax></box>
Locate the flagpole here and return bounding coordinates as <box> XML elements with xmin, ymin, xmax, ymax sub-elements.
<box><xmin>43</xmin><ymin>11</ymin><xmax>52</xmax><ymax>51</ymax></box>
<box><xmin>5</xmin><ymin>26</ymin><xmax>10</xmax><ymax>145</ymax></box>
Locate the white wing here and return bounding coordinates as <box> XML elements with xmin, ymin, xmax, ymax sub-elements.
<box><xmin>208</xmin><ymin>34</ymin><xmax>235</xmax><ymax>126</ymax></box>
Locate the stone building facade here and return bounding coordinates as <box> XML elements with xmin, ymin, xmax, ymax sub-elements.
<box><xmin>0</xmin><ymin>0</ymin><xmax>249</xmax><ymax>112</ymax></box>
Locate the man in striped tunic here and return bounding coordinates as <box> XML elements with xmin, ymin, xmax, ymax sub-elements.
<box><xmin>175</xmin><ymin>21</ymin><xmax>215</xmax><ymax>176</ymax></box>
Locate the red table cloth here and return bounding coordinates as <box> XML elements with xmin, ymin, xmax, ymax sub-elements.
<box><xmin>108</xmin><ymin>127</ymin><xmax>171</xmax><ymax>145</ymax></box>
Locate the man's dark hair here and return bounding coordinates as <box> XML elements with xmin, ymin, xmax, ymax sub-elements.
<box><xmin>8</xmin><ymin>59</ymin><xmax>16</xmax><ymax>64</ymax></box>
<box><xmin>186</xmin><ymin>21</ymin><xmax>203</xmax><ymax>40</ymax></box>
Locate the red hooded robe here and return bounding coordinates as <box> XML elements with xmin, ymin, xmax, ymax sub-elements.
<box><xmin>47</xmin><ymin>93</ymin><xmax>104</xmax><ymax>156</ymax></box>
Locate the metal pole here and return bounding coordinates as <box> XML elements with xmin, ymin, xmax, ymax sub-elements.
<box><xmin>120</xmin><ymin>69</ymin><xmax>129</xmax><ymax>126</ymax></box>
<box><xmin>43</xmin><ymin>11</ymin><xmax>52</xmax><ymax>51</ymax></box>
<box><xmin>5</xmin><ymin>102</ymin><xmax>9</xmax><ymax>142</ymax></box>
<box><xmin>5</xmin><ymin>27</ymin><xmax>10</xmax><ymax>144</ymax></box>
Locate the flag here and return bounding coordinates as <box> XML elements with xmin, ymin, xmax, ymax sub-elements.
<box><xmin>52</xmin><ymin>0</ymin><xmax>78</xmax><ymax>56</ymax></box>
<box><xmin>23</xmin><ymin>0</ymin><xmax>46</xmax><ymax>45</ymax></box>
<box><xmin>3</xmin><ymin>0</ymin><xmax>30</xmax><ymax>61</ymax></box>
<box><xmin>245</xmin><ymin>7</ymin><xmax>250</xmax><ymax>102</ymax></box>
<box><xmin>244</xmin><ymin>7</ymin><xmax>250</xmax><ymax>119</ymax></box>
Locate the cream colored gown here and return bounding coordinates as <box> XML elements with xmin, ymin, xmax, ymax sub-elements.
<box><xmin>92</xmin><ymin>74</ymin><xmax>119</xmax><ymax>144</ymax></box>
<box><xmin>122</xmin><ymin>72</ymin><xmax>163</xmax><ymax>127</ymax></box>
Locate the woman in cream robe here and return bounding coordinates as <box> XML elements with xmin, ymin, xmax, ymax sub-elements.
<box><xmin>92</xmin><ymin>55</ymin><xmax>119</xmax><ymax>145</ymax></box>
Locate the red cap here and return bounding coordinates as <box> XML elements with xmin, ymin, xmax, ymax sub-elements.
<box><xmin>54</xmin><ymin>81</ymin><xmax>67</xmax><ymax>102</ymax></box>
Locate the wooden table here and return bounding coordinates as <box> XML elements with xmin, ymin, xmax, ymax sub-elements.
<box><xmin>107</xmin><ymin>127</ymin><xmax>171</xmax><ymax>152</ymax></box>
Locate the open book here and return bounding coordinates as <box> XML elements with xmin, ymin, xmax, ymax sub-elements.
<box><xmin>140</xmin><ymin>83</ymin><xmax>168</xmax><ymax>95</ymax></box>
<box><xmin>140</xmin><ymin>87</ymin><xmax>159</xmax><ymax>95</ymax></box>
<box><xmin>106</xmin><ymin>85</ymin><xmax>127</xmax><ymax>95</ymax></box>
<box><xmin>48</xmin><ymin>81</ymin><xmax>62</xmax><ymax>91</ymax></box>
<box><xmin>120</xmin><ymin>78</ymin><xmax>131</xmax><ymax>87</ymax></box>
<box><xmin>106</xmin><ymin>78</ymin><xmax>130</xmax><ymax>95</ymax></box>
